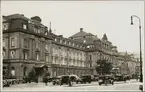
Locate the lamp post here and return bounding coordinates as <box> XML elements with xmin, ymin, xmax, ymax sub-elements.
<box><xmin>131</xmin><ymin>15</ymin><xmax>143</xmax><ymax>82</ymax></box>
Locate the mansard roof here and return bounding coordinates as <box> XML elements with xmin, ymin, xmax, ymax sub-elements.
<box><xmin>3</xmin><ymin>14</ymin><xmax>29</xmax><ymax>21</ymax></box>
<box><xmin>3</xmin><ymin>14</ymin><xmax>44</xmax><ymax>27</ymax></box>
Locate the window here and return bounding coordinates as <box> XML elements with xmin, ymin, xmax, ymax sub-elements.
<box><xmin>23</xmin><ymin>51</ymin><xmax>28</xmax><ymax>60</ymax></box>
<box><xmin>60</xmin><ymin>40</ymin><xmax>62</xmax><ymax>43</ymax></box>
<box><xmin>45</xmin><ymin>55</ymin><xmax>49</xmax><ymax>62</ymax></box>
<box><xmin>11</xmin><ymin>38</ymin><xmax>15</xmax><ymax>47</ymax></box>
<box><xmin>3</xmin><ymin>39</ymin><xmax>5</xmax><ymax>47</ymax></box>
<box><xmin>89</xmin><ymin>55</ymin><xmax>92</xmax><ymax>60</ymax></box>
<box><xmin>45</xmin><ymin>44</ymin><xmax>48</xmax><ymax>51</ymax></box>
<box><xmin>34</xmin><ymin>27</ymin><xmax>36</xmax><ymax>33</ymax></box>
<box><xmin>24</xmin><ymin>39</ymin><xmax>28</xmax><ymax>48</ymax></box>
<box><xmin>11</xmin><ymin>50</ymin><xmax>15</xmax><ymax>59</ymax></box>
<box><xmin>36</xmin><ymin>53</ymin><xmax>39</xmax><ymax>61</ymax></box>
<box><xmin>55</xmin><ymin>38</ymin><xmax>57</xmax><ymax>42</ymax></box>
<box><xmin>45</xmin><ymin>31</ymin><xmax>48</xmax><ymax>35</ymax></box>
<box><xmin>38</xmin><ymin>29</ymin><xmax>40</xmax><ymax>33</ymax></box>
<box><xmin>3</xmin><ymin>23</ymin><xmax>9</xmax><ymax>30</ymax></box>
<box><xmin>36</xmin><ymin>42</ymin><xmax>39</xmax><ymax>48</ymax></box>
<box><xmin>23</xmin><ymin>24</ymin><xmax>27</xmax><ymax>29</ymax></box>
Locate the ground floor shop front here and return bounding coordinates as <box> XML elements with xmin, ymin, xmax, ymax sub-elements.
<box><xmin>3</xmin><ymin>60</ymin><xmax>94</xmax><ymax>80</ymax></box>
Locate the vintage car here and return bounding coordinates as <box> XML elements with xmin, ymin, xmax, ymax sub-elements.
<box><xmin>80</xmin><ymin>75</ymin><xmax>93</xmax><ymax>84</ymax></box>
<box><xmin>52</xmin><ymin>76</ymin><xmax>61</xmax><ymax>85</ymax></box>
<box><xmin>124</xmin><ymin>75</ymin><xmax>130</xmax><ymax>81</ymax></box>
<box><xmin>59</xmin><ymin>75</ymin><xmax>81</xmax><ymax>86</ymax></box>
<box><xmin>3</xmin><ymin>79</ymin><xmax>10</xmax><ymax>87</ymax></box>
<box><xmin>98</xmin><ymin>75</ymin><xmax>114</xmax><ymax>85</ymax></box>
<box><xmin>93</xmin><ymin>75</ymin><xmax>99</xmax><ymax>81</ymax></box>
<box><xmin>114</xmin><ymin>74</ymin><xmax>128</xmax><ymax>82</ymax></box>
<box><xmin>23</xmin><ymin>76</ymin><xmax>38</xmax><ymax>83</ymax></box>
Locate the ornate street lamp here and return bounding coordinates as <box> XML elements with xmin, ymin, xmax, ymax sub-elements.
<box><xmin>131</xmin><ymin>15</ymin><xmax>143</xmax><ymax>82</ymax></box>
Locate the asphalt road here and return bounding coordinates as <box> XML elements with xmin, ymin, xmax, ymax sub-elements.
<box><xmin>2</xmin><ymin>79</ymin><xmax>143</xmax><ymax>91</ymax></box>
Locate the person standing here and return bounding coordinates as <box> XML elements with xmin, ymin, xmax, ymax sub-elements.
<box><xmin>43</xmin><ymin>68</ymin><xmax>50</xmax><ymax>86</ymax></box>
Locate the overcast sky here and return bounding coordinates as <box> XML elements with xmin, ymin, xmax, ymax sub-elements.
<box><xmin>1</xmin><ymin>1</ymin><xmax>144</xmax><ymax>54</ymax></box>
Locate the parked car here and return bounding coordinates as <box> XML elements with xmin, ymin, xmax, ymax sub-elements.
<box><xmin>59</xmin><ymin>75</ymin><xmax>81</xmax><ymax>86</ymax></box>
<box><xmin>80</xmin><ymin>75</ymin><xmax>93</xmax><ymax>84</ymax></box>
<box><xmin>52</xmin><ymin>76</ymin><xmax>61</xmax><ymax>85</ymax></box>
<box><xmin>93</xmin><ymin>75</ymin><xmax>99</xmax><ymax>81</ymax></box>
<box><xmin>23</xmin><ymin>76</ymin><xmax>38</xmax><ymax>83</ymax></box>
<box><xmin>114</xmin><ymin>74</ymin><xmax>127</xmax><ymax>82</ymax></box>
<box><xmin>98</xmin><ymin>75</ymin><xmax>114</xmax><ymax>85</ymax></box>
<box><xmin>3</xmin><ymin>79</ymin><xmax>10</xmax><ymax>87</ymax></box>
<box><xmin>124</xmin><ymin>75</ymin><xmax>130</xmax><ymax>81</ymax></box>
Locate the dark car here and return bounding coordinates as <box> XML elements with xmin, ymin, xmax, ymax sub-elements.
<box><xmin>23</xmin><ymin>76</ymin><xmax>38</xmax><ymax>83</ymax></box>
<box><xmin>80</xmin><ymin>75</ymin><xmax>93</xmax><ymax>84</ymax></box>
<box><xmin>98</xmin><ymin>75</ymin><xmax>114</xmax><ymax>85</ymax></box>
<box><xmin>114</xmin><ymin>74</ymin><xmax>127</xmax><ymax>82</ymax></box>
<box><xmin>124</xmin><ymin>75</ymin><xmax>130</xmax><ymax>81</ymax></box>
<box><xmin>3</xmin><ymin>79</ymin><xmax>10</xmax><ymax>87</ymax></box>
<box><xmin>60</xmin><ymin>75</ymin><xmax>81</xmax><ymax>86</ymax></box>
<box><xmin>52</xmin><ymin>76</ymin><xmax>61</xmax><ymax>85</ymax></box>
<box><xmin>93</xmin><ymin>75</ymin><xmax>99</xmax><ymax>81</ymax></box>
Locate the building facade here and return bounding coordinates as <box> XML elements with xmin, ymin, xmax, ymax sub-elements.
<box><xmin>2</xmin><ymin>14</ymin><xmax>140</xmax><ymax>80</ymax></box>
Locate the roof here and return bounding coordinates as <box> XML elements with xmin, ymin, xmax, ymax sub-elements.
<box><xmin>70</xmin><ymin>31</ymin><xmax>88</xmax><ymax>38</ymax></box>
<box><xmin>4</xmin><ymin>14</ymin><xmax>29</xmax><ymax>21</ymax></box>
<box><xmin>70</xmin><ymin>31</ymin><xmax>94</xmax><ymax>38</ymax></box>
<box><xmin>3</xmin><ymin>14</ymin><xmax>45</xmax><ymax>27</ymax></box>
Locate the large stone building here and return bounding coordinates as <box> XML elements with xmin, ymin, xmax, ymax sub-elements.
<box><xmin>2</xmin><ymin>14</ymin><xmax>140</xmax><ymax>80</ymax></box>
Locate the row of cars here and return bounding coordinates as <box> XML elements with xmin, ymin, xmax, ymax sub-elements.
<box><xmin>50</xmin><ymin>74</ymin><xmax>131</xmax><ymax>86</ymax></box>
<box><xmin>50</xmin><ymin>75</ymin><xmax>94</xmax><ymax>86</ymax></box>
<box><xmin>3</xmin><ymin>76</ymin><xmax>22</xmax><ymax>87</ymax></box>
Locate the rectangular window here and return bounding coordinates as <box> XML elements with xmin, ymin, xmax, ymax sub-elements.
<box><xmin>45</xmin><ymin>55</ymin><xmax>49</xmax><ymax>62</ymax></box>
<box><xmin>3</xmin><ymin>40</ymin><xmax>6</xmax><ymax>47</ymax></box>
<box><xmin>45</xmin><ymin>44</ymin><xmax>48</xmax><ymax>51</ymax></box>
<box><xmin>3</xmin><ymin>23</ymin><xmax>9</xmax><ymax>30</ymax></box>
<box><xmin>36</xmin><ymin>53</ymin><xmax>39</xmax><ymax>61</ymax></box>
<box><xmin>23</xmin><ymin>52</ymin><xmax>28</xmax><ymax>60</ymax></box>
<box><xmin>23</xmin><ymin>24</ymin><xmax>27</xmax><ymax>29</ymax></box>
<box><xmin>11</xmin><ymin>38</ymin><xmax>15</xmax><ymax>47</ymax></box>
<box><xmin>89</xmin><ymin>55</ymin><xmax>92</xmax><ymax>60</ymax></box>
<box><xmin>36</xmin><ymin>42</ymin><xmax>39</xmax><ymax>48</ymax></box>
<box><xmin>24</xmin><ymin>39</ymin><xmax>28</xmax><ymax>48</ymax></box>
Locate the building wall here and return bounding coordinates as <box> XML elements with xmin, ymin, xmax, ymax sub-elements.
<box><xmin>3</xmin><ymin>14</ymin><xmax>139</xmax><ymax>79</ymax></box>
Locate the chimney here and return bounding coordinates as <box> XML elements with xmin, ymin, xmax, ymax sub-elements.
<box><xmin>80</xmin><ymin>28</ymin><xmax>83</xmax><ymax>32</ymax></box>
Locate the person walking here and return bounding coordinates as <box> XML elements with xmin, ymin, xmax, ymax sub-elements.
<box><xmin>43</xmin><ymin>69</ymin><xmax>50</xmax><ymax>86</ymax></box>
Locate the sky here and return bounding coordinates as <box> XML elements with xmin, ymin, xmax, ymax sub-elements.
<box><xmin>1</xmin><ymin>1</ymin><xmax>144</xmax><ymax>55</ymax></box>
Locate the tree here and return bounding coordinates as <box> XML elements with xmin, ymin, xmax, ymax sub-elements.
<box><xmin>96</xmin><ymin>59</ymin><xmax>113</xmax><ymax>75</ymax></box>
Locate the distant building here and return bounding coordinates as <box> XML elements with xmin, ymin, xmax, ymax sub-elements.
<box><xmin>2</xmin><ymin>14</ymin><xmax>139</xmax><ymax>80</ymax></box>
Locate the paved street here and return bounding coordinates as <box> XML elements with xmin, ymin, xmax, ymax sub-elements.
<box><xmin>2</xmin><ymin>79</ymin><xmax>143</xmax><ymax>91</ymax></box>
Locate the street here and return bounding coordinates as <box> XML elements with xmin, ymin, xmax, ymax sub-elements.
<box><xmin>2</xmin><ymin>79</ymin><xmax>143</xmax><ymax>91</ymax></box>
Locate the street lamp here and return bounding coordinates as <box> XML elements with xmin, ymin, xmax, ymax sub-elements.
<box><xmin>130</xmin><ymin>15</ymin><xmax>143</xmax><ymax>82</ymax></box>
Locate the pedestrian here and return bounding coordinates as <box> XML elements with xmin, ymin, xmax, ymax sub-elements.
<box><xmin>43</xmin><ymin>75</ymin><xmax>48</xmax><ymax>86</ymax></box>
<box><xmin>43</xmin><ymin>71</ymin><xmax>50</xmax><ymax>86</ymax></box>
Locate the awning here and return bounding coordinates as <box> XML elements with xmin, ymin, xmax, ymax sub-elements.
<box><xmin>34</xmin><ymin>64</ymin><xmax>48</xmax><ymax>68</ymax></box>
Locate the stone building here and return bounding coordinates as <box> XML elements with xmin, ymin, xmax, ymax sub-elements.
<box><xmin>2</xmin><ymin>14</ymin><xmax>139</xmax><ymax>79</ymax></box>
